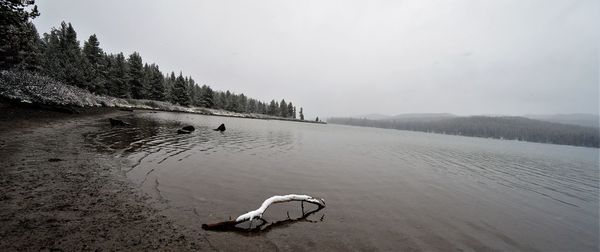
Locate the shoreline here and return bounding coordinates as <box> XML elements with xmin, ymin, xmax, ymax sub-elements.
<box><xmin>0</xmin><ymin>106</ymin><xmax>211</xmax><ymax>251</ymax></box>
<box><xmin>0</xmin><ymin>95</ymin><xmax>326</xmax><ymax>126</ymax></box>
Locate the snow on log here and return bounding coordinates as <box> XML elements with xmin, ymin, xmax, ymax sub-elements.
<box><xmin>202</xmin><ymin>194</ymin><xmax>325</xmax><ymax>231</ymax></box>
<box><xmin>236</xmin><ymin>194</ymin><xmax>325</xmax><ymax>222</ymax></box>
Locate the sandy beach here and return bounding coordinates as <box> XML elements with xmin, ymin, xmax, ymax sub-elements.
<box><xmin>0</xmin><ymin>105</ymin><xmax>211</xmax><ymax>251</ymax></box>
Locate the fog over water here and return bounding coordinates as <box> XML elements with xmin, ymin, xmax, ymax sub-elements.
<box><xmin>34</xmin><ymin>0</ymin><xmax>599</xmax><ymax>118</ymax></box>
<box><xmin>88</xmin><ymin>112</ymin><xmax>599</xmax><ymax>250</ymax></box>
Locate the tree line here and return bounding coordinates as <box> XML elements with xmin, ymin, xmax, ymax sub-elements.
<box><xmin>0</xmin><ymin>0</ymin><xmax>305</xmax><ymax>119</ymax></box>
<box><xmin>328</xmin><ymin>116</ymin><xmax>600</xmax><ymax>148</ymax></box>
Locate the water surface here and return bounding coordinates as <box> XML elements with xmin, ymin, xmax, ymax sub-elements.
<box><xmin>89</xmin><ymin>111</ymin><xmax>599</xmax><ymax>251</ymax></box>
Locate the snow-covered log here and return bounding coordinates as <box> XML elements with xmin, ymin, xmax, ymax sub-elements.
<box><xmin>202</xmin><ymin>194</ymin><xmax>325</xmax><ymax>231</ymax></box>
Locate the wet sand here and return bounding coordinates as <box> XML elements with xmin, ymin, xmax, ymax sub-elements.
<box><xmin>0</xmin><ymin>106</ymin><xmax>210</xmax><ymax>251</ymax></box>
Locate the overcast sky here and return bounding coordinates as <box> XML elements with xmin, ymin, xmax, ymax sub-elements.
<box><xmin>34</xmin><ymin>0</ymin><xmax>598</xmax><ymax>118</ymax></box>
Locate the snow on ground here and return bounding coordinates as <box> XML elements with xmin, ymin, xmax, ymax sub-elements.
<box><xmin>0</xmin><ymin>70</ymin><xmax>316</xmax><ymax>123</ymax></box>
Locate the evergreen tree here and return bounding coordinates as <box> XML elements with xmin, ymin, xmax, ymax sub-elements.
<box><xmin>41</xmin><ymin>29</ymin><xmax>61</xmax><ymax>77</ymax></box>
<box><xmin>20</xmin><ymin>22</ymin><xmax>42</xmax><ymax>71</ymax></box>
<box><xmin>127</xmin><ymin>52</ymin><xmax>145</xmax><ymax>99</ymax></box>
<box><xmin>247</xmin><ymin>98</ymin><xmax>257</xmax><ymax>113</ymax></box>
<box><xmin>0</xmin><ymin>0</ymin><xmax>40</xmax><ymax>70</ymax></box>
<box><xmin>165</xmin><ymin>71</ymin><xmax>176</xmax><ymax>101</ymax></box>
<box><xmin>145</xmin><ymin>63</ymin><xmax>165</xmax><ymax>101</ymax></box>
<box><xmin>214</xmin><ymin>91</ymin><xmax>225</xmax><ymax>109</ymax></box>
<box><xmin>237</xmin><ymin>94</ymin><xmax>247</xmax><ymax>113</ymax></box>
<box><xmin>200</xmin><ymin>85</ymin><xmax>214</xmax><ymax>108</ymax></box>
<box><xmin>191</xmin><ymin>83</ymin><xmax>202</xmax><ymax>106</ymax></box>
<box><xmin>224</xmin><ymin>91</ymin><xmax>237</xmax><ymax>111</ymax></box>
<box><xmin>268</xmin><ymin>100</ymin><xmax>279</xmax><ymax>116</ymax></box>
<box><xmin>186</xmin><ymin>76</ymin><xmax>197</xmax><ymax>105</ymax></box>
<box><xmin>107</xmin><ymin>53</ymin><xmax>129</xmax><ymax>98</ymax></box>
<box><xmin>40</xmin><ymin>22</ymin><xmax>85</xmax><ymax>87</ymax></box>
<box><xmin>59</xmin><ymin>22</ymin><xmax>85</xmax><ymax>87</ymax></box>
<box><xmin>82</xmin><ymin>34</ymin><xmax>105</xmax><ymax>93</ymax></box>
<box><xmin>279</xmin><ymin>99</ymin><xmax>288</xmax><ymax>117</ymax></box>
<box><xmin>287</xmin><ymin>102</ymin><xmax>294</xmax><ymax>119</ymax></box>
<box><xmin>299</xmin><ymin>107</ymin><xmax>304</xmax><ymax>120</ymax></box>
<box><xmin>171</xmin><ymin>72</ymin><xmax>190</xmax><ymax>106</ymax></box>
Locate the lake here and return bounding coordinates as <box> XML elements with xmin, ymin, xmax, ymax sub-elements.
<box><xmin>88</xmin><ymin>111</ymin><xmax>599</xmax><ymax>251</ymax></box>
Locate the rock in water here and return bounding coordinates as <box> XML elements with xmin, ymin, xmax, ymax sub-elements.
<box><xmin>214</xmin><ymin>123</ymin><xmax>226</xmax><ymax>132</ymax></box>
<box><xmin>182</xmin><ymin>125</ymin><xmax>195</xmax><ymax>132</ymax></box>
<box><xmin>177</xmin><ymin>129</ymin><xmax>192</xmax><ymax>134</ymax></box>
<box><xmin>109</xmin><ymin>118</ymin><xmax>129</xmax><ymax>127</ymax></box>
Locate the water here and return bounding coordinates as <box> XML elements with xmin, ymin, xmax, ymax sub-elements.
<box><xmin>89</xmin><ymin>111</ymin><xmax>599</xmax><ymax>251</ymax></box>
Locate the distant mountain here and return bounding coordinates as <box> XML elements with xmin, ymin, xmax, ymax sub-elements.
<box><xmin>352</xmin><ymin>113</ymin><xmax>457</xmax><ymax>121</ymax></box>
<box><xmin>524</xmin><ymin>114</ymin><xmax>599</xmax><ymax>128</ymax></box>
<box><xmin>328</xmin><ymin>115</ymin><xmax>599</xmax><ymax>148</ymax></box>
<box><xmin>388</xmin><ymin>113</ymin><xmax>457</xmax><ymax>121</ymax></box>
<box><xmin>354</xmin><ymin>113</ymin><xmax>392</xmax><ymax>120</ymax></box>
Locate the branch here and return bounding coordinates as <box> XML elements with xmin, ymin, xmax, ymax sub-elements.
<box><xmin>202</xmin><ymin>194</ymin><xmax>325</xmax><ymax>231</ymax></box>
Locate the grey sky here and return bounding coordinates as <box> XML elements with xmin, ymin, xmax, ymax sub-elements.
<box><xmin>34</xmin><ymin>0</ymin><xmax>599</xmax><ymax>118</ymax></box>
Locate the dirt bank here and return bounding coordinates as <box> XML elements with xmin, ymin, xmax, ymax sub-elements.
<box><xmin>0</xmin><ymin>105</ymin><xmax>211</xmax><ymax>251</ymax></box>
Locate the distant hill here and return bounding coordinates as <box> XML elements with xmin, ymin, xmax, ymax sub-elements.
<box><xmin>354</xmin><ymin>113</ymin><xmax>392</xmax><ymax>120</ymax></box>
<box><xmin>353</xmin><ymin>113</ymin><xmax>457</xmax><ymax>121</ymax></box>
<box><xmin>388</xmin><ymin>113</ymin><xmax>457</xmax><ymax>121</ymax></box>
<box><xmin>328</xmin><ymin>115</ymin><xmax>599</xmax><ymax>148</ymax></box>
<box><xmin>524</xmin><ymin>114</ymin><xmax>599</xmax><ymax>128</ymax></box>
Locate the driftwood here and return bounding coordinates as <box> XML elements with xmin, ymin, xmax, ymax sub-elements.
<box><xmin>202</xmin><ymin>194</ymin><xmax>325</xmax><ymax>232</ymax></box>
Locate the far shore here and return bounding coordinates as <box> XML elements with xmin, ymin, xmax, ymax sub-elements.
<box><xmin>0</xmin><ymin>98</ymin><xmax>326</xmax><ymax>125</ymax></box>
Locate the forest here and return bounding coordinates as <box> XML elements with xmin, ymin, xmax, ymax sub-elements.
<box><xmin>0</xmin><ymin>1</ymin><xmax>305</xmax><ymax>120</ymax></box>
<box><xmin>328</xmin><ymin>116</ymin><xmax>600</xmax><ymax>148</ymax></box>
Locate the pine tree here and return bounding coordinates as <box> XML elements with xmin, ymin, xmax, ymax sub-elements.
<box><xmin>299</xmin><ymin>107</ymin><xmax>304</xmax><ymax>120</ymax></box>
<box><xmin>280</xmin><ymin>99</ymin><xmax>288</xmax><ymax>117</ymax></box>
<box><xmin>0</xmin><ymin>0</ymin><xmax>40</xmax><ymax>70</ymax></box>
<box><xmin>108</xmin><ymin>53</ymin><xmax>129</xmax><ymax>98</ymax></box>
<box><xmin>41</xmin><ymin>29</ymin><xmax>61</xmax><ymax>78</ymax></box>
<box><xmin>171</xmin><ymin>72</ymin><xmax>190</xmax><ymax>106</ymax></box>
<box><xmin>82</xmin><ymin>34</ymin><xmax>105</xmax><ymax>93</ymax></box>
<box><xmin>268</xmin><ymin>100</ymin><xmax>278</xmax><ymax>116</ymax></box>
<box><xmin>186</xmin><ymin>76</ymin><xmax>197</xmax><ymax>105</ymax></box>
<box><xmin>200</xmin><ymin>85</ymin><xmax>214</xmax><ymax>108</ymax></box>
<box><xmin>59</xmin><ymin>22</ymin><xmax>85</xmax><ymax>87</ymax></box>
<box><xmin>247</xmin><ymin>98</ymin><xmax>257</xmax><ymax>113</ymax></box>
<box><xmin>191</xmin><ymin>83</ymin><xmax>202</xmax><ymax>106</ymax></box>
<box><xmin>287</xmin><ymin>102</ymin><xmax>294</xmax><ymax>119</ymax></box>
<box><xmin>213</xmin><ymin>91</ymin><xmax>225</xmax><ymax>109</ymax></box>
<box><xmin>145</xmin><ymin>63</ymin><xmax>165</xmax><ymax>101</ymax></box>
<box><xmin>127</xmin><ymin>52</ymin><xmax>145</xmax><ymax>99</ymax></box>
<box><xmin>237</xmin><ymin>94</ymin><xmax>247</xmax><ymax>113</ymax></box>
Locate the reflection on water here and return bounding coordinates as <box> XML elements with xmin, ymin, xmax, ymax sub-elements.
<box><xmin>87</xmin><ymin>111</ymin><xmax>599</xmax><ymax>251</ymax></box>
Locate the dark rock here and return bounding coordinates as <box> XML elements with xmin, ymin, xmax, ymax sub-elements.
<box><xmin>109</xmin><ymin>118</ymin><xmax>130</xmax><ymax>127</ymax></box>
<box><xmin>48</xmin><ymin>158</ymin><xmax>63</xmax><ymax>162</ymax></box>
<box><xmin>213</xmin><ymin>123</ymin><xmax>226</xmax><ymax>132</ymax></box>
<box><xmin>119</xmin><ymin>108</ymin><xmax>134</xmax><ymax>112</ymax></box>
<box><xmin>177</xmin><ymin>129</ymin><xmax>192</xmax><ymax>134</ymax></box>
<box><xmin>181</xmin><ymin>125</ymin><xmax>195</xmax><ymax>132</ymax></box>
